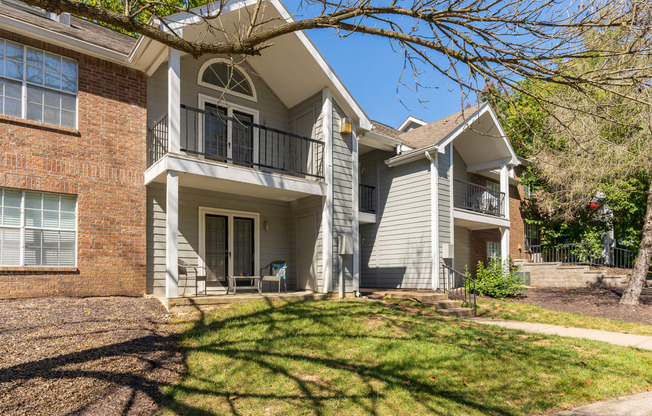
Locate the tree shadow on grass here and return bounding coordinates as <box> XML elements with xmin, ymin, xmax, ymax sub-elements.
<box><xmin>0</xmin><ymin>297</ymin><xmax>637</xmax><ymax>415</ymax></box>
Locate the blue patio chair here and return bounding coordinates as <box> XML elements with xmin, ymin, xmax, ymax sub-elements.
<box><xmin>260</xmin><ymin>260</ymin><xmax>287</xmax><ymax>293</ymax></box>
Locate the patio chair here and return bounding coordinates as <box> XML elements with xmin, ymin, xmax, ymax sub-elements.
<box><xmin>260</xmin><ymin>260</ymin><xmax>287</xmax><ymax>294</ymax></box>
<box><xmin>179</xmin><ymin>259</ymin><xmax>206</xmax><ymax>296</ymax></box>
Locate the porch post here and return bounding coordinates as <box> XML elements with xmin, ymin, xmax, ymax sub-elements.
<box><xmin>500</xmin><ymin>164</ymin><xmax>510</xmax><ymax>263</ymax></box>
<box><xmin>321</xmin><ymin>88</ymin><xmax>334</xmax><ymax>294</ymax></box>
<box><xmin>425</xmin><ymin>151</ymin><xmax>439</xmax><ymax>290</ymax></box>
<box><xmin>168</xmin><ymin>46</ymin><xmax>181</xmax><ymax>154</ymax></box>
<box><xmin>166</xmin><ymin>171</ymin><xmax>179</xmax><ymax>298</ymax></box>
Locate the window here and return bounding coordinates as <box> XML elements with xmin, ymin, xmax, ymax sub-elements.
<box><xmin>198</xmin><ymin>59</ymin><xmax>256</xmax><ymax>101</ymax></box>
<box><xmin>524</xmin><ymin>223</ymin><xmax>540</xmax><ymax>249</ymax></box>
<box><xmin>0</xmin><ymin>188</ymin><xmax>77</xmax><ymax>266</ymax></box>
<box><xmin>486</xmin><ymin>241</ymin><xmax>501</xmax><ymax>262</ymax></box>
<box><xmin>486</xmin><ymin>180</ymin><xmax>500</xmax><ymax>193</ymax></box>
<box><xmin>0</xmin><ymin>39</ymin><xmax>78</xmax><ymax>128</ymax></box>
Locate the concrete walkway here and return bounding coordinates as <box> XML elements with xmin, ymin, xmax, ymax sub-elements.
<box><xmin>467</xmin><ymin>317</ymin><xmax>652</xmax><ymax>350</ymax></box>
<box><xmin>553</xmin><ymin>391</ymin><xmax>652</xmax><ymax>415</ymax></box>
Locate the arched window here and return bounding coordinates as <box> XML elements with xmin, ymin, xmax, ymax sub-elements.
<box><xmin>198</xmin><ymin>59</ymin><xmax>256</xmax><ymax>101</ymax></box>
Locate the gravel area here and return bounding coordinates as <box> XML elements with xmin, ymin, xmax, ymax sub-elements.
<box><xmin>505</xmin><ymin>287</ymin><xmax>652</xmax><ymax>325</ymax></box>
<box><xmin>0</xmin><ymin>297</ymin><xmax>184</xmax><ymax>415</ymax></box>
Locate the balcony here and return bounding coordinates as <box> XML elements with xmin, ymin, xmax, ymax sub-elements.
<box><xmin>147</xmin><ymin>104</ymin><xmax>324</xmax><ymax>181</ymax></box>
<box><xmin>453</xmin><ymin>179</ymin><xmax>505</xmax><ymax>217</ymax></box>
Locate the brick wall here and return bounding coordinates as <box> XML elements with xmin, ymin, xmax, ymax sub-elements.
<box><xmin>0</xmin><ymin>30</ymin><xmax>147</xmax><ymax>298</ymax></box>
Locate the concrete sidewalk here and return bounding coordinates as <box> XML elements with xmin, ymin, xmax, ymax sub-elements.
<box><xmin>553</xmin><ymin>391</ymin><xmax>652</xmax><ymax>415</ymax></box>
<box><xmin>467</xmin><ymin>317</ymin><xmax>652</xmax><ymax>350</ymax></box>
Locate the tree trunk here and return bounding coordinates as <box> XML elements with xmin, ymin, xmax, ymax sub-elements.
<box><xmin>620</xmin><ymin>176</ymin><xmax>652</xmax><ymax>305</ymax></box>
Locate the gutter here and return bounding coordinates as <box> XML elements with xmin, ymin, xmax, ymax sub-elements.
<box><xmin>385</xmin><ymin>144</ymin><xmax>438</xmax><ymax>167</ymax></box>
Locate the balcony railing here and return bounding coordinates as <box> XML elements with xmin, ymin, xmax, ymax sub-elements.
<box><xmin>359</xmin><ymin>184</ymin><xmax>375</xmax><ymax>213</ymax></box>
<box><xmin>453</xmin><ymin>179</ymin><xmax>505</xmax><ymax>217</ymax></box>
<box><xmin>147</xmin><ymin>105</ymin><xmax>325</xmax><ymax>180</ymax></box>
<box><xmin>526</xmin><ymin>243</ymin><xmax>636</xmax><ymax>269</ymax></box>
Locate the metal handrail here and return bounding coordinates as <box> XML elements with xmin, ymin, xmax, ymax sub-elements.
<box><xmin>359</xmin><ymin>184</ymin><xmax>375</xmax><ymax>213</ymax></box>
<box><xmin>453</xmin><ymin>178</ymin><xmax>505</xmax><ymax>217</ymax></box>
<box><xmin>440</xmin><ymin>264</ymin><xmax>477</xmax><ymax>316</ymax></box>
<box><xmin>526</xmin><ymin>243</ymin><xmax>636</xmax><ymax>269</ymax></box>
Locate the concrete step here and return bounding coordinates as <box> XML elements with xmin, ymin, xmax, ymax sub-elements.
<box><xmin>438</xmin><ymin>307</ymin><xmax>476</xmax><ymax>318</ymax></box>
<box><xmin>423</xmin><ymin>300</ymin><xmax>462</xmax><ymax>310</ymax></box>
<box><xmin>372</xmin><ymin>291</ymin><xmax>449</xmax><ymax>303</ymax></box>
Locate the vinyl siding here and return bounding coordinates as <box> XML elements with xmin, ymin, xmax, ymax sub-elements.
<box><xmin>146</xmin><ymin>183</ymin><xmax>296</xmax><ymax>294</ymax></box>
<box><xmin>360</xmin><ymin>150</ymin><xmax>432</xmax><ymax>288</ymax></box>
<box><xmin>453</xmin><ymin>147</ymin><xmax>468</xmax><ymax>182</ymax></box>
<box><xmin>290</xmin><ymin>195</ymin><xmax>323</xmax><ymax>290</ymax></box>
<box><xmin>454</xmin><ymin>226</ymin><xmax>471</xmax><ymax>272</ymax></box>
<box><xmin>331</xmin><ymin>101</ymin><xmax>354</xmax><ymax>293</ymax></box>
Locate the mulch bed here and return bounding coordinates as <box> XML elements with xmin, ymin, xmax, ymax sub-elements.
<box><xmin>495</xmin><ymin>287</ymin><xmax>652</xmax><ymax>325</ymax></box>
<box><xmin>0</xmin><ymin>297</ymin><xmax>184</xmax><ymax>415</ymax></box>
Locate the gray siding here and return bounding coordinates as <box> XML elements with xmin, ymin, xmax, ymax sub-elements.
<box><xmin>331</xmin><ymin>101</ymin><xmax>354</xmax><ymax>293</ymax></box>
<box><xmin>360</xmin><ymin>150</ymin><xmax>432</xmax><ymax>288</ymax></box>
<box><xmin>453</xmin><ymin>147</ymin><xmax>468</xmax><ymax>182</ymax></box>
<box><xmin>147</xmin><ymin>183</ymin><xmax>298</xmax><ymax>294</ymax></box>
<box><xmin>454</xmin><ymin>226</ymin><xmax>471</xmax><ymax>273</ymax></box>
<box><xmin>290</xmin><ymin>195</ymin><xmax>323</xmax><ymax>290</ymax></box>
<box><xmin>438</xmin><ymin>144</ymin><xmax>452</xmax><ymax>248</ymax></box>
<box><xmin>147</xmin><ymin>55</ymin><xmax>290</xmax><ymax>132</ymax></box>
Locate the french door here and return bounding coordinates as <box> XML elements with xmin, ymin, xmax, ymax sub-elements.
<box><xmin>203</xmin><ymin>102</ymin><xmax>254</xmax><ymax>166</ymax></box>
<box><xmin>200</xmin><ymin>208</ymin><xmax>258</xmax><ymax>286</ymax></box>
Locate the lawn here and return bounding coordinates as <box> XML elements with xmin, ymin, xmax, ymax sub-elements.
<box><xmin>479</xmin><ymin>301</ymin><xmax>652</xmax><ymax>336</ymax></box>
<box><xmin>162</xmin><ymin>299</ymin><xmax>652</xmax><ymax>416</ymax></box>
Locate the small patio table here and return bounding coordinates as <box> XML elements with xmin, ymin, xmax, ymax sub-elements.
<box><xmin>228</xmin><ymin>275</ymin><xmax>262</xmax><ymax>295</ymax></box>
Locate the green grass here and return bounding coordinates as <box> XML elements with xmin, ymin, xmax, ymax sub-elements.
<box><xmin>162</xmin><ymin>299</ymin><xmax>652</xmax><ymax>416</ymax></box>
<box><xmin>479</xmin><ymin>301</ymin><xmax>652</xmax><ymax>336</ymax></box>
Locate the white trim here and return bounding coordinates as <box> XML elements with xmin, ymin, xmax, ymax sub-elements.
<box><xmin>425</xmin><ymin>150</ymin><xmax>439</xmax><ymax>290</ymax></box>
<box><xmin>166</xmin><ymin>171</ymin><xmax>179</xmax><ymax>298</ymax></box>
<box><xmin>321</xmin><ymin>88</ymin><xmax>334</xmax><ymax>293</ymax></box>
<box><xmin>144</xmin><ymin>154</ymin><xmax>328</xmax><ymax>196</ymax></box>
<box><xmin>453</xmin><ymin>208</ymin><xmax>511</xmax><ymax>228</ymax></box>
<box><xmin>467</xmin><ymin>157</ymin><xmax>515</xmax><ymax>173</ymax></box>
<box><xmin>500</xmin><ymin>163</ymin><xmax>510</xmax><ymax>221</ymax></box>
<box><xmin>197</xmin><ymin>58</ymin><xmax>258</xmax><ymax>102</ymax></box>
<box><xmin>385</xmin><ymin>144</ymin><xmax>438</xmax><ymax>167</ymax></box>
<box><xmin>358</xmin><ymin>211</ymin><xmax>376</xmax><ymax>224</ymax></box>
<box><xmin>198</xmin><ymin>93</ymin><xmax>260</xmax><ymax>165</ymax></box>
<box><xmin>197</xmin><ymin>206</ymin><xmax>260</xmax><ymax>282</ymax></box>
<box><xmin>168</xmin><ymin>47</ymin><xmax>181</xmax><ymax>154</ymax></box>
<box><xmin>358</xmin><ymin>130</ymin><xmax>402</xmax><ymax>152</ymax></box>
<box><xmin>449</xmin><ymin>145</ymin><xmax>455</xmax><ymax>270</ymax></box>
<box><xmin>352</xmin><ymin>123</ymin><xmax>360</xmax><ymax>293</ymax></box>
<box><xmin>398</xmin><ymin>115</ymin><xmax>427</xmax><ymax>132</ymax></box>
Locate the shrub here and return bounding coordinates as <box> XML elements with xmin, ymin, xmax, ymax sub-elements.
<box><xmin>467</xmin><ymin>256</ymin><xmax>523</xmax><ymax>299</ymax></box>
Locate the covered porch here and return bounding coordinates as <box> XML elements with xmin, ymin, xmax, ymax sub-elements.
<box><xmin>146</xmin><ymin>171</ymin><xmax>325</xmax><ymax>298</ymax></box>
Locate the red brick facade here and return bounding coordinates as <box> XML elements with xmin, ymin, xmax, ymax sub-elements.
<box><xmin>468</xmin><ymin>169</ymin><xmax>527</xmax><ymax>274</ymax></box>
<box><xmin>0</xmin><ymin>30</ymin><xmax>147</xmax><ymax>298</ymax></box>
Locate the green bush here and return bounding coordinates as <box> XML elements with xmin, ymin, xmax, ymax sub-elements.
<box><xmin>466</xmin><ymin>256</ymin><xmax>523</xmax><ymax>299</ymax></box>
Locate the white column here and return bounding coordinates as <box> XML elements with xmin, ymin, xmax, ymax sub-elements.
<box><xmin>425</xmin><ymin>151</ymin><xmax>439</xmax><ymax>290</ymax></box>
<box><xmin>166</xmin><ymin>171</ymin><xmax>179</xmax><ymax>298</ymax></box>
<box><xmin>321</xmin><ymin>88</ymin><xmax>334</xmax><ymax>294</ymax></box>
<box><xmin>500</xmin><ymin>164</ymin><xmax>510</xmax><ymax>263</ymax></box>
<box><xmin>351</xmin><ymin>123</ymin><xmax>360</xmax><ymax>294</ymax></box>
<box><xmin>168</xmin><ymin>47</ymin><xmax>181</xmax><ymax>154</ymax></box>
<box><xmin>500</xmin><ymin>164</ymin><xmax>510</xmax><ymax>220</ymax></box>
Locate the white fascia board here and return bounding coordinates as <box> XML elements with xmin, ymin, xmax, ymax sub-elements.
<box><xmin>358</xmin><ymin>130</ymin><xmax>402</xmax><ymax>151</ymax></box>
<box><xmin>385</xmin><ymin>144</ymin><xmax>438</xmax><ymax>167</ymax></box>
<box><xmin>398</xmin><ymin>115</ymin><xmax>427</xmax><ymax>132</ymax></box>
<box><xmin>475</xmin><ymin>169</ymin><xmax>520</xmax><ymax>185</ymax></box>
<box><xmin>453</xmin><ymin>208</ymin><xmax>511</xmax><ymax>228</ymax></box>
<box><xmin>144</xmin><ymin>155</ymin><xmax>169</xmax><ymax>184</ymax></box>
<box><xmin>434</xmin><ymin>103</ymin><xmax>487</xmax><ymax>153</ymax></box>
<box><xmin>0</xmin><ymin>15</ymin><xmax>131</xmax><ymax>64</ymax></box>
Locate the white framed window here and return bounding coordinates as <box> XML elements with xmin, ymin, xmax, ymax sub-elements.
<box><xmin>0</xmin><ymin>38</ymin><xmax>78</xmax><ymax>128</ymax></box>
<box><xmin>524</xmin><ymin>223</ymin><xmax>540</xmax><ymax>249</ymax></box>
<box><xmin>0</xmin><ymin>188</ymin><xmax>77</xmax><ymax>266</ymax></box>
<box><xmin>486</xmin><ymin>241</ymin><xmax>501</xmax><ymax>262</ymax></box>
<box><xmin>197</xmin><ymin>58</ymin><xmax>257</xmax><ymax>102</ymax></box>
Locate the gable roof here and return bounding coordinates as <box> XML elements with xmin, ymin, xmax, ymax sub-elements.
<box><xmin>0</xmin><ymin>2</ymin><xmax>136</xmax><ymax>55</ymax></box>
<box><xmin>399</xmin><ymin>104</ymin><xmax>482</xmax><ymax>150</ymax></box>
<box><xmin>398</xmin><ymin>115</ymin><xmax>427</xmax><ymax>132</ymax></box>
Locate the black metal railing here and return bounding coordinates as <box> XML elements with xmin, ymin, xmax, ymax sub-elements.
<box><xmin>526</xmin><ymin>243</ymin><xmax>636</xmax><ymax>269</ymax></box>
<box><xmin>440</xmin><ymin>264</ymin><xmax>477</xmax><ymax>316</ymax></box>
<box><xmin>359</xmin><ymin>184</ymin><xmax>375</xmax><ymax>213</ymax></box>
<box><xmin>453</xmin><ymin>179</ymin><xmax>505</xmax><ymax>217</ymax></box>
<box><xmin>147</xmin><ymin>105</ymin><xmax>325</xmax><ymax>180</ymax></box>
<box><xmin>147</xmin><ymin>113</ymin><xmax>168</xmax><ymax>166</ymax></box>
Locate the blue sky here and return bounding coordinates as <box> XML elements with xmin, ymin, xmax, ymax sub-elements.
<box><xmin>304</xmin><ymin>27</ymin><xmax>469</xmax><ymax>128</ymax></box>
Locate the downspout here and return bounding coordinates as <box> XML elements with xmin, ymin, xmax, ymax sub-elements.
<box><xmin>425</xmin><ymin>150</ymin><xmax>439</xmax><ymax>290</ymax></box>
